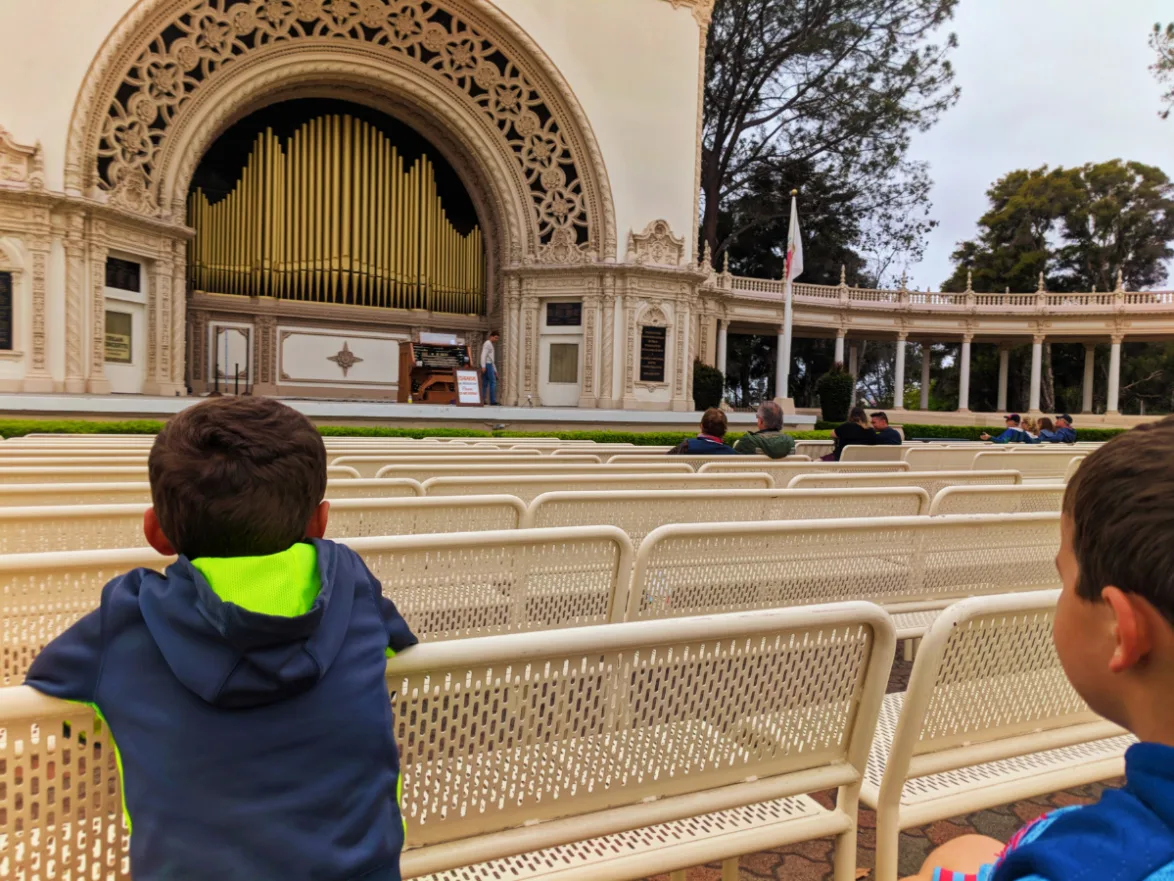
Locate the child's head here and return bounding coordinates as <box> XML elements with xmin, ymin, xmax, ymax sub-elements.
<box><xmin>1055</xmin><ymin>416</ymin><xmax>1174</xmax><ymax>738</ymax></box>
<box><xmin>145</xmin><ymin>397</ymin><xmax>328</xmax><ymax>559</ymax></box>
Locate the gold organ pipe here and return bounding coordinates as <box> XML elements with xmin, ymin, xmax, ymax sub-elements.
<box><xmin>188</xmin><ymin>112</ymin><xmax>486</xmax><ymax>314</ymax></box>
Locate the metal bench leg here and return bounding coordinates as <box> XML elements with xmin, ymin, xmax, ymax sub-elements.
<box><xmin>722</xmin><ymin>857</ymin><xmax>739</xmax><ymax>880</ymax></box>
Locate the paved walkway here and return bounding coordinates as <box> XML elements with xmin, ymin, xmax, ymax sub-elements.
<box><xmin>649</xmin><ymin>651</ymin><xmax>1121</xmax><ymax>880</ymax></box>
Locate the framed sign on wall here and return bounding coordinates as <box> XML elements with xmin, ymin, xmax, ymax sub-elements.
<box><xmin>455</xmin><ymin>368</ymin><xmax>483</xmax><ymax>406</ymax></box>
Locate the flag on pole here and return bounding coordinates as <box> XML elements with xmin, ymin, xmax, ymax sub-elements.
<box><xmin>785</xmin><ymin>192</ymin><xmax>804</xmax><ymax>284</ymax></box>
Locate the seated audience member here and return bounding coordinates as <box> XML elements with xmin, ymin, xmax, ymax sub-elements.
<box><xmin>24</xmin><ymin>397</ymin><xmax>418</xmax><ymax>881</ymax></box>
<box><xmin>734</xmin><ymin>401</ymin><xmax>796</xmax><ymax>458</ymax></box>
<box><xmin>826</xmin><ymin>406</ymin><xmax>874</xmax><ymax>461</ymax></box>
<box><xmin>1051</xmin><ymin>414</ymin><xmax>1077</xmax><ymax>443</ymax></box>
<box><xmin>669</xmin><ymin>407</ymin><xmax>739</xmax><ymax>455</ymax></box>
<box><xmin>870</xmin><ymin>412</ymin><xmax>902</xmax><ymax>445</ymax></box>
<box><xmin>1021</xmin><ymin>416</ymin><xmax>1040</xmax><ymax>441</ymax></box>
<box><xmin>980</xmin><ymin>414</ymin><xmax>1028</xmax><ymax>444</ymax></box>
<box><xmin>1035</xmin><ymin>417</ymin><xmax>1058</xmax><ymax>443</ymax></box>
<box><xmin>903</xmin><ymin>418</ymin><xmax>1174</xmax><ymax>881</ymax></box>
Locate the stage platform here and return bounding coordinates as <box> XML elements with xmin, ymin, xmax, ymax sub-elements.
<box><xmin>0</xmin><ymin>394</ymin><xmax>819</xmax><ymax>433</ymax></box>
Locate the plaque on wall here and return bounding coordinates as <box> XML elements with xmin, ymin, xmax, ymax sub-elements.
<box><xmin>640</xmin><ymin>326</ymin><xmax>667</xmax><ymax>383</ymax></box>
<box><xmin>105</xmin><ymin>311</ymin><xmax>133</xmax><ymax>364</ymax></box>
<box><xmin>0</xmin><ymin>271</ymin><xmax>11</xmax><ymax>351</ymax></box>
<box><xmin>546</xmin><ymin>302</ymin><xmax>582</xmax><ymax>327</ymax></box>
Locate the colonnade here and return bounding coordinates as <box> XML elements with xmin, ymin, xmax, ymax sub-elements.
<box><xmin>713</xmin><ymin>319</ymin><xmax>1127</xmax><ymax>415</ymax></box>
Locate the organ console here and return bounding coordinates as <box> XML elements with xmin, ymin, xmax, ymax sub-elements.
<box><xmin>397</xmin><ymin>341</ymin><xmax>475</xmax><ymax>404</ymax></box>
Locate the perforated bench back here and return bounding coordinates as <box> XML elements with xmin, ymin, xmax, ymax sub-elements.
<box><xmin>789</xmin><ymin>470</ymin><xmax>1021</xmax><ymax>497</ymax></box>
<box><xmin>629</xmin><ymin>513</ymin><xmax>1061</xmax><ymax>621</ymax></box>
<box><xmin>423</xmin><ymin>472</ymin><xmax>775</xmax><ymax>503</ymax></box>
<box><xmin>376</xmin><ymin>462</ymin><xmax>692</xmax><ymax>481</ymax></box>
<box><xmin>525</xmin><ymin>487</ymin><xmax>929</xmax><ymax>546</ymax></box>
<box><xmin>904</xmin><ymin>447</ymin><xmax>989</xmax><ymax>471</ymax></box>
<box><xmin>698</xmin><ymin>460</ymin><xmax>910</xmax><ymax>483</ymax></box>
<box><xmin>930</xmin><ymin>484</ymin><xmax>1066</xmax><ymax>516</ymax></box>
<box><xmin>840</xmin><ymin>446</ymin><xmax>908</xmax><ymax>463</ymax></box>
<box><xmin>973</xmin><ymin>451</ymin><xmax>1088</xmax><ymax>479</ymax></box>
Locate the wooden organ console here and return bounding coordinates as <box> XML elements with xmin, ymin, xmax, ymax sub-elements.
<box><xmin>397</xmin><ymin>341</ymin><xmax>474</xmax><ymax>404</ymax></box>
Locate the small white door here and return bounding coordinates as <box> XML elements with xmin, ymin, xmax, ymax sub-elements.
<box><xmin>538</xmin><ymin>338</ymin><xmax>582</xmax><ymax>407</ymax></box>
<box><xmin>104</xmin><ymin>304</ymin><xmax>146</xmax><ymax>394</ymax></box>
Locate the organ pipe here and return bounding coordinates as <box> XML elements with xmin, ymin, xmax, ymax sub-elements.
<box><xmin>187</xmin><ymin>114</ymin><xmax>487</xmax><ymax>316</ymax></box>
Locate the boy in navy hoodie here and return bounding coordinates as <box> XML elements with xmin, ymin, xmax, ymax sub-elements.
<box><xmin>904</xmin><ymin>417</ymin><xmax>1174</xmax><ymax>881</ymax></box>
<box><xmin>25</xmin><ymin>397</ymin><xmax>418</xmax><ymax>881</ymax></box>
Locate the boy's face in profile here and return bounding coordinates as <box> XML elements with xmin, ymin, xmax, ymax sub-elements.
<box><xmin>1053</xmin><ymin>514</ymin><xmax>1123</xmax><ymax>728</ymax></box>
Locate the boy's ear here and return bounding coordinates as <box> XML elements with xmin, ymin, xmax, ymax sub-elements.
<box><xmin>305</xmin><ymin>501</ymin><xmax>330</xmax><ymax>539</ymax></box>
<box><xmin>1103</xmin><ymin>586</ymin><xmax>1154</xmax><ymax>674</ymax></box>
<box><xmin>143</xmin><ymin>508</ymin><xmax>177</xmax><ymax>556</ymax></box>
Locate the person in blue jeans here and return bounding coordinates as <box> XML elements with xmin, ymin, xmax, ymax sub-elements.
<box><xmin>480</xmin><ymin>330</ymin><xmax>500</xmax><ymax>405</ymax></box>
<box><xmin>903</xmin><ymin>418</ymin><xmax>1174</xmax><ymax>881</ymax></box>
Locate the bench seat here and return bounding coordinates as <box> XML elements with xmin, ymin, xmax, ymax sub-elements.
<box><xmin>861</xmin><ymin>690</ymin><xmax>1132</xmax><ymax>829</ymax></box>
<box><xmin>410</xmin><ymin>793</ymin><xmax>837</xmax><ymax>881</ymax></box>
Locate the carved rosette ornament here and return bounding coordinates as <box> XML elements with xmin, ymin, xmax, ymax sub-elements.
<box><xmin>627</xmin><ymin>221</ymin><xmax>685</xmax><ymax>268</ymax></box>
<box><xmin>88</xmin><ymin>0</ymin><xmax>602</xmax><ymax>263</ymax></box>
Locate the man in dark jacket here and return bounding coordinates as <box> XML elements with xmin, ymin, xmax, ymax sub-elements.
<box><xmin>869</xmin><ymin>412</ymin><xmax>903</xmax><ymax>445</ymax></box>
<box><xmin>981</xmin><ymin>414</ymin><xmax>1029</xmax><ymax>444</ymax></box>
<box><xmin>1049</xmin><ymin>414</ymin><xmax>1078</xmax><ymax>443</ymax></box>
<box><xmin>669</xmin><ymin>407</ymin><xmax>740</xmax><ymax>454</ymax></box>
<box><xmin>734</xmin><ymin>401</ymin><xmax>796</xmax><ymax>458</ymax></box>
<box><xmin>26</xmin><ymin>397</ymin><xmax>417</xmax><ymax>881</ymax></box>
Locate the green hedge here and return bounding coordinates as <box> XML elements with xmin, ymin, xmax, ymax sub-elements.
<box><xmin>0</xmin><ymin>418</ymin><xmax>833</xmax><ymax>444</ymax></box>
<box><xmin>897</xmin><ymin>423</ymin><xmax>1126</xmax><ymax>442</ymax></box>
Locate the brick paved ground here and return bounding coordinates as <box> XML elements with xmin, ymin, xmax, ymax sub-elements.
<box><xmin>648</xmin><ymin>650</ymin><xmax>1122</xmax><ymax>880</ymax></box>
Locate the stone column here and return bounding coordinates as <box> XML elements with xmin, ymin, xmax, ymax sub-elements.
<box><xmin>522</xmin><ymin>294</ymin><xmax>540</xmax><ymax>404</ymax></box>
<box><xmin>775</xmin><ymin>326</ymin><xmax>787</xmax><ymax>399</ymax></box>
<box><xmin>23</xmin><ymin>233</ymin><xmax>53</xmax><ymax>392</ymax></box>
<box><xmin>143</xmin><ymin>255</ymin><xmax>173</xmax><ymax>396</ymax></box>
<box><xmin>1107</xmin><ymin>335</ymin><xmax>1123</xmax><ymax>414</ymax></box>
<box><xmin>169</xmin><ymin>238</ymin><xmax>187</xmax><ymax>394</ymax></box>
<box><xmin>578</xmin><ymin>293</ymin><xmax>600</xmax><ymax>408</ymax></box>
<box><xmin>716</xmin><ymin>319</ymin><xmax>728</xmax><ymax>377</ymax></box>
<box><xmin>672</xmin><ymin>302</ymin><xmax>692</xmax><ymax>412</ymax></box>
<box><xmin>1082</xmin><ymin>344</ymin><xmax>1096</xmax><ymax>413</ymax></box>
<box><xmin>62</xmin><ymin>212</ymin><xmax>87</xmax><ymax>393</ymax></box>
<box><xmin>920</xmin><ymin>342</ymin><xmax>932</xmax><ymax>411</ymax></box>
<box><xmin>996</xmin><ymin>347</ymin><xmax>1010</xmax><ymax>413</ymax></box>
<box><xmin>1029</xmin><ymin>335</ymin><xmax>1044</xmax><ymax>413</ymax></box>
<box><xmin>599</xmin><ymin>274</ymin><xmax>616</xmax><ymax>408</ymax></box>
<box><xmin>86</xmin><ymin>219</ymin><xmax>111</xmax><ymax>394</ymax></box>
<box><xmin>848</xmin><ymin>343</ymin><xmax>859</xmax><ymax>377</ymax></box>
<box><xmin>834</xmin><ymin>329</ymin><xmax>845</xmax><ymax>365</ymax></box>
<box><xmin>504</xmin><ymin>276</ymin><xmax>521</xmax><ymax>406</ymax></box>
<box><xmin>252</xmin><ymin>316</ymin><xmax>278</xmax><ymax>395</ymax></box>
<box><xmin>958</xmin><ymin>335</ymin><xmax>973</xmax><ymax>412</ymax></box>
<box><xmin>893</xmin><ymin>333</ymin><xmax>907</xmax><ymax>410</ymax></box>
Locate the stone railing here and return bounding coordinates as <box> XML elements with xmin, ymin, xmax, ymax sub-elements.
<box><xmin>709</xmin><ymin>269</ymin><xmax>1174</xmax><ymax>314</ymax></box>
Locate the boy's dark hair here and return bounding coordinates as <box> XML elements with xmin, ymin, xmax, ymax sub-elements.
<box><xmin>701</xmin><ymin>408</ymin><xmax>728</xmax><ymax>438</ymax></box>
<box><xmin>149</xmin><ymin>397</ymin><xmax>327</xmax><ymax>559</ymax></box>
<box><xmin>1064</xmin><ymin>416</ymin><xmax>1174</xmax><ymax>624</ymax></box>
<box><xmin>489</xmin><ymin>330</ymin><xmax>500</xmax><ymax>338</ymax></box>
<box><xmin>871</xmin><ymin>411</ymin><xmax>889</xmax><ymax>424</ymax></box>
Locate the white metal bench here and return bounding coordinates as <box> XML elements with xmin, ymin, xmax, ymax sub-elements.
<box><xmin>930</xmin><ymin>484</ymin><xmax>1066</xmax><ymax>516</ymax></box>
<box><xmin>376</xmin><ymin>462</ymin><xmax>692</xmax><ymax>481</ymax></box>
<box><xmin>422</xmin><ymin>472</ymin><xmax>775</xmax><ymax>503</ymax></box>
<box><xmin>788</xmin><ymin>470</ymin><xmax>1021</xmax><ymax>497</ymax></box>
<box><xmin>973</xmin><ymin>451</ymin><xmax>1088</xmax><ymax>481</ymax></box>
<box><xmin>862</xmin><ymin>591</ymin><xmax>1133</xmax><ymax>881</ymax></box>
<box><xmin>524</xmin><ymin>487</ymin><xmax>929</xmax><ymax>546</ymax></box>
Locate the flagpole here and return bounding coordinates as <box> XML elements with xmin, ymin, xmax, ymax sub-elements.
<box><xmin>779</xmin><ymin>190</ymin><xmax>798</xmax><ymax>400</ymax></box>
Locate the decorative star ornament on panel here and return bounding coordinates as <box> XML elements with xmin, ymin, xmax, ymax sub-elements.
<box><xmin>328</xmin><ymin>341</ymin><xmax>363</xmax><ymax>377</ymax></box>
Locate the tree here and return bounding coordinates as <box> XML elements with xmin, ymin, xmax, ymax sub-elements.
<box><xmin>942</xmin><ymin>160</ymin><xmax>1174</xmax><ymax>415</ymax></box>
<box><xmin>1152</xmin><ymin>22</ymin><xmax>1174</xmax><ymax>120</ymax></box>
<box><xmin>701</xmin><ymin>0</ymin><xmax>959</xmax><ymax>268</ymax></box>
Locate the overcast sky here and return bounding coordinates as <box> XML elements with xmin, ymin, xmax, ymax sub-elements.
<box><xmin>906</xmin><ymin>0</ymin><xmax>1173</xmax><ymax>290</ymax></box>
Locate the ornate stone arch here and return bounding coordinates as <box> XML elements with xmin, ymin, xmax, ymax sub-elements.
<box><xmin>64</xmin><ymin>0</ymin><xmax>618</xmax><ymax>264</ymax></box>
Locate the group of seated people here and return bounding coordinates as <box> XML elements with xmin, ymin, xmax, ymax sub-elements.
<box><xmin>826</xmin><ymin>407</ymin><xmax>903</xmax><ymax>460</ymax></box>
<box><xmin>669</xmin><ymin>402</ymin><xmax>797</xmax><ymax>458</ymax></box>
<box><xmin>981</xmin><ymin>413</ymin><xmax>1078</xmax><ymax>444</ymax></box>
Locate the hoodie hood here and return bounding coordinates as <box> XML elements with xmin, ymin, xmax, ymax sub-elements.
<box><xmin>138</xmin><ymin>539</ymin><xmax>353</xmax><ymax>709</ymax></box>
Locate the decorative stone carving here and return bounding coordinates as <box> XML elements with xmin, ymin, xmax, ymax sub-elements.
<box><xmin>627</xmin><ymin>221</ymin><xmax>685</xmax><ymax>268</ymax></box>
<box><xmin>0</xmin><ymin>127</ymin><xmax>44</xmax><ymax>191</ymax></box>
<box><xmin>327</xmin><ymin>341</ymin><xmax>364</xmax><ymax>377</ymax></box>
<box><xmin>82</xmin><ymin>0</ymin><xmax>605</xmax><ymax>263</ymax></box>
<box><xmin>638</xmin><ymin>305</ymin><xmax>670</xmax><ymax>328</ymax></box>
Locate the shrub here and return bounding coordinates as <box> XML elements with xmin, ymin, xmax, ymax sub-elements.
<box><xmin>815</xmin><ymin>364</ymin><xmax>855</xmax><ymax>423</ymax></box>
<box><xmin>692</xmin><ymin>360</ymin><xmax>725</xmax><ymax>410</ymax></box>
<box><xmin>896</xmin><ymin>423</ymin><xmax>1126</xmax><ymax>442</ymax></box>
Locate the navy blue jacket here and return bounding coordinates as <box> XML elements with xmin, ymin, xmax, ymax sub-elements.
<box><xmin>991</xmin><ymin>743</ymin><xmax>1174</xmax><ymax>880</ymax></box>
<box><xmin>25</xmin><ymin>539</ymin><xmax>418</xmax><ymax>881</ymax></box>
<box><xmin>671</xmin><ymin>435</ymin><xmax>739</xmax><ymax>455</ymax></box>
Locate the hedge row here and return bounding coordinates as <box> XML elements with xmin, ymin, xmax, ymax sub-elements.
<box><xmin>0</xmin><ymin>418</ymin><xmax>834</xmax><ymax>445</ymax></box>
<box><xmin>896</xmin><ymin>423</ymin><xmax>1127</xmax><ymax>443</ymax></box>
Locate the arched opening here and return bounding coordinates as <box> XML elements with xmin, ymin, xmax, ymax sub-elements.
<box><xmin>187</xmin><ymin>98</ymin><xmax>487</xmax><ymax>316</ymax></box>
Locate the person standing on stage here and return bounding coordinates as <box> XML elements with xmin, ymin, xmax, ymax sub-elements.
<box><xmin>480</xmin><ymin>330</ymin><xmax>500</xmax><ymax>406</ymax></box>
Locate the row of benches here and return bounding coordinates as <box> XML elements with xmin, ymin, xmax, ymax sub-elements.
<box><xmin>2</xmin><ymin>511</ymin><xmax>1064</xmax><ymax>683</ymax></box>
<box><xmin>0</xmin><ymin>592</ymin><xmax>1129</xmax><ymax>881</ymax></box>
